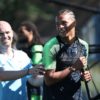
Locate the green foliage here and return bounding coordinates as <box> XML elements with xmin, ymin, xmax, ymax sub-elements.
<box><xmin>27</xmin><ymin>4</ymin><xmax>53</xmax><ymax>21</ymax></box>
<box><xmin>0</xmin><ymin>0</ymin><xmax>55</xmax><ymax>30</ymax></box>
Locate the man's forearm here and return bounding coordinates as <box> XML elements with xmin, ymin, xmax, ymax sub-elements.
<box><xmin>0</xmin><ymin>70</ymin><xmax>28</xmax><ymax>81</ymax></box>
<box><xmin>45</xmin><ymin>67</ymin><xmax>72</xmax><ymax>86</ymax></box>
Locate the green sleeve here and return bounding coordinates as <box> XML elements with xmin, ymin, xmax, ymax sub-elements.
<box><xmin>31</xmin><ymin>45</ymin><xmax>43</xmax><ymax>65</ymax></box>
<box><xmin>43</xmin><ymin>37</ymin><xmax>58</xmax><ymax>70</ymax></box>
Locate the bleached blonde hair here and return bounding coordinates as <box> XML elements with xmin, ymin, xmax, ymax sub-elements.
<box><xmin>56</xmin><ymin>9</ymin><xmax>76</xmax><ymax>21</ymax></box>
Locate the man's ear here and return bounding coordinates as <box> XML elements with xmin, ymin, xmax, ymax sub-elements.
<box><xmin>12</xmin><ymin>31</ymin><xmax>18</xmax><ymax>47</ymax></box>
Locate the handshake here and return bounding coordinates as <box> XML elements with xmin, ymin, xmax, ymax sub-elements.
<box><xmin>28</xmin><ymin>64</ymin><xmax>45</xmax><ymax>87</ymax></box>
<box><xmin>28</xmin><ymin>64</ymin><xmax>45</xmax><ymax>75</ymax></box>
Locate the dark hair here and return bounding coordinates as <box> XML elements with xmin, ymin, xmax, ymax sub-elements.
<box><xmin>18</xmin><ymin>21</ymin><xmax>42</xmax><ymax>45</ymax></box>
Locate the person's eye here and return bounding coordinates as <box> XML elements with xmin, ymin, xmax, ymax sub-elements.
<box><xmin>0</xmin><ymin>32</ymin><xmax>4</xmax><ymax>36</ymax></box>
<box><xmin>6</xmin><ymin>31</ymin><xmax>10</xmax><ymax>34</ymax></box>
<box><xmin>62</xmin><ymin>21</ymin><xmax>67</xmax><ymax>25</ymax></box>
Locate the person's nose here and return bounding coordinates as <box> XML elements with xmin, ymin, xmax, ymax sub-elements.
<box><xmin>3</xmin><ymin>33</ymin><xmax>6</xmax><ymax>37</ymax></box>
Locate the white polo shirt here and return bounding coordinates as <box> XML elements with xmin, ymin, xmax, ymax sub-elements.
<box><xmin>0</xmin><ymin>49</ymin><xmax>32</xmax><ymax>100</ymax></box>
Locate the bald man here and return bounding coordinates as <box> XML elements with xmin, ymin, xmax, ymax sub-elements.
<box><xmin>0</xmin><ymin>21</ymin><xmax>44</xmax><ymax>100</ymax></box>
